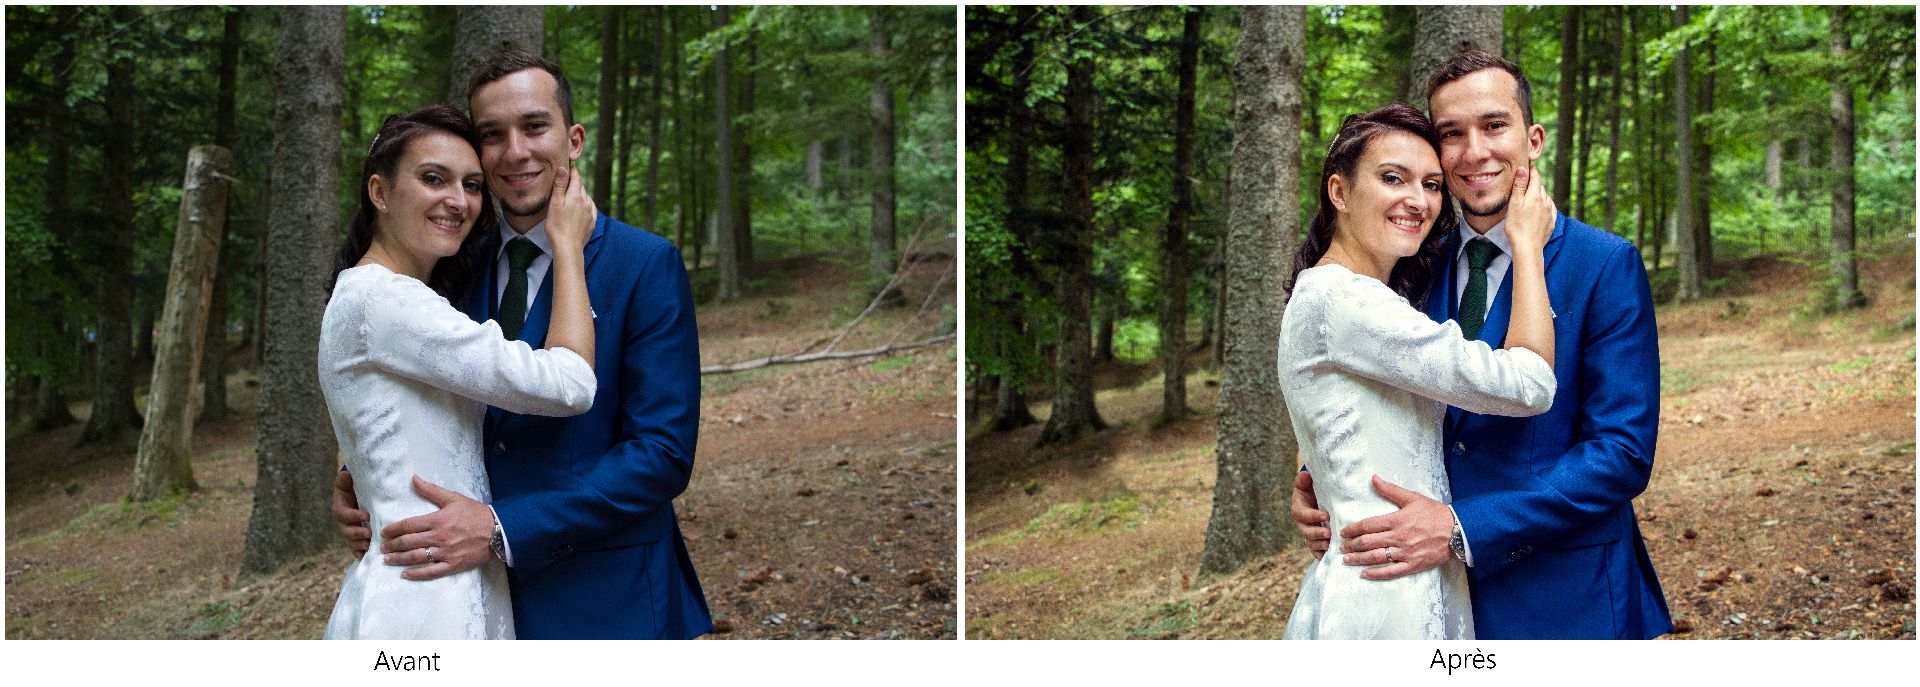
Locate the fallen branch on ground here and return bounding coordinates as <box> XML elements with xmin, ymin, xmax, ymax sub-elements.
<box><xmin>701</xmin><ymin>333</ymin><xmax>955</xmax><ymax>375</ymax></box>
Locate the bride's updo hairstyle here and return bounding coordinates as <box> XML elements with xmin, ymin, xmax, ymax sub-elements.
<box><xmin>1289</xmin><ymin>103</ymin><xmax>1454</xmax><ymax>304</ymax></box>
<box><xmin>328</xmin><ymin>104</ymin><xmax>495</xmax><ymax>300</ymax></box>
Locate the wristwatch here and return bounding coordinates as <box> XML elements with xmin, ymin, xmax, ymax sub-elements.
<box><xmin>1448</xmin><ymin>519</ymin><xmax>1467</xmax><ymax>563</ymax></box>
<box><xmin>489</xmin><ymin>518</ymin><xmax>507</xmax><ymax>563</ymax></box>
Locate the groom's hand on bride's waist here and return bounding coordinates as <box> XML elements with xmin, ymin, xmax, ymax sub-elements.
<box><xmin>378</xmin><ymin>475</ymin><xmax>496</xmax><ymax>581</ymax></box>
<box><xmin>332</xmin><ymin>470</ymin><xmax>371</xmax><ymax>560</ymax></box>
<box><xmin>1338</xmin><ymin>475</ymin><xmax>1455</xmax><ymax>581</ymax></box>
<box><xmin>1290</xmin><ymin>470</ymin><xmax>1331</xmax><ymax>560</ymax></box>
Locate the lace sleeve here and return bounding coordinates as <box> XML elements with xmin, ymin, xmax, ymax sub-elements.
<box><xmin>1319</xmin><ymin>273</ymin><xmax>1555</xmax><ymax>417</ymax></box>
<box><xmin>360</xmin><ymin>273</ymin><xmax>596</xmax><ymax>417</ymax></box>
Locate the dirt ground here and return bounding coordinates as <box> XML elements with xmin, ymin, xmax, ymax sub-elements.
<box><xmin>964</xmin><ymin>240</ymin><xmax>1916</xmax><ymax>640</ymax></box>
<box><xmin>5</xmin><ymin>250</ymin><xmax>957</xmax><ymax>640</ymax></box>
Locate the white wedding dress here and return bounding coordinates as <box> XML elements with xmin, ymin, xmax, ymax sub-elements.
<box><xmin>320</xmin><ymin>264</ymin><xmax>595</xmax><ymax>640</ymax></box>
<box><xmin>1279</xmin><ymin>264</ymin><xmax>1555</xmax><ymax>640</ymax></box>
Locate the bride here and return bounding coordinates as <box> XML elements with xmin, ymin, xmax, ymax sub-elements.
<box><xmin>319</xmin><ymin>104</ymin><xmax>597</xmax><ymax>639</ymax></box>
<box><xmin>1279</xmin><ymin>104</ymin><xmax>1556</xmax><ymax>639</ymax></box>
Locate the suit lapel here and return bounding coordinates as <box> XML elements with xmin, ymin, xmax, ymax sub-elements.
<box><xmin>1429</xmin><ymin>231</ymin><xmax>1466</xmax><ymax>434</ymax></box>
<box><xmin>517</xmin><ymin>214</ymin><xmax>610</xmax><ymax>355</ymax></box>
<box><xmin>1448</xmin><ymin>213</ymin><xmax>1570</xmax><ymax>436</ymax></box>
<box><xmin>1426</xmin><ymin>231</ymin><xmax>1458</xmax><ymax>325</ymax></box>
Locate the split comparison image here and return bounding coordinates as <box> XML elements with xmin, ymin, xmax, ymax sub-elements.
<box><xmin>3</xmin><ymin>1</ymin><xmax>1915</xmax><ymax>661</ymax></box>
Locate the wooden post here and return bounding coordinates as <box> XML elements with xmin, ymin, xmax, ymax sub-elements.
<box><xmin>131</xmin><ymin>145</ymin><xmax>233</xmax><ymax>501</ymax></box>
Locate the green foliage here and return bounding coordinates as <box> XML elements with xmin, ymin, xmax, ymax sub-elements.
<box><xmin>970</xmin><ymin>5</ymin><xmax>1914</xmax><ymax>415</ymax></box>
<box><xmin>7</xmin><ymin>6</ymin><xmax>954</xmax><ymax>396</ymax></box>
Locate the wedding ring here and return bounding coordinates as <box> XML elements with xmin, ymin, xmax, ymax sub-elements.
<box><xmin>425</xmin><ymin>547</ymin><xmax>435</xmax><ymax>563</ymax></box>
<box><xmin>1384</xmin><ymin>546</ymin><xmax>1395</xmax><ymax>563</ymax></box>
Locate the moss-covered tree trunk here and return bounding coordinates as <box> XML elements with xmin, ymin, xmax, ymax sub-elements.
<box><xmin>1827</xmin><ymin>6</ymin><xmax>1866</xmax><ymax>310</ymax></box>
<box><xmin>132</xmin><ymin>146</ymin><xmax>233</xmax><ymax>501</ymax></box>
<box><xmin>78</xmin><ymin>5</ymin><xmax>145</xmax><ymax>447</ymax></box>
<box><xmin>447</xmin><ymin>5</ymin><xmax>543</xmax><ymax>110</ymax></box>
<box><xmin>1160</xmin><ymin>6</ymin><xmax>1203</xmax><ymax>424</ymax></box>
<box><xmin>1406</xmin><ymin>5</ymin><xmax>1504</xmax><ymax>111</ymax></box>
<box><xmin>1034</xmin><ymin>4</ymin><xmax>1108</xmax><ymax>447</ymax></box>
<box><xmin>1200</xmin><ymin>5</ymin><xmax>1303</xmax><ymax>577</ymax></box>
<box><xmin>241</xmin><ymin>6</ymin><xmax>344</xmax><ymax>576</ymax></box>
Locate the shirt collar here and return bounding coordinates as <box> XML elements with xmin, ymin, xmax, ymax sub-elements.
<box><xmin>1454</xmin><ymin>217</ymin><xmax>1511</xmax><ymax>261</ymax></box>
<box><xmin>496</xmin><ymin>219</ymin><xmax>552</xmax><ymax>261</ymax></box>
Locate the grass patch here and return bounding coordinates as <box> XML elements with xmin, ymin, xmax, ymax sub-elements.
<box><xmin>18</xmin><ymin>565</ymin><xmax>100</xmax><ymax>589</ymax></box>
<box><xmin>868</xmin><ymin>354</ymin><xmax>917</xmax><ymax>373</ymax></box>
<box><xmin>173</xmin><ymin>600</ymin><xmax>239</xmax><ymax>639</ymax></box>
<box><xmin>978</xmin><ymin>565</ymin><xmax>1062</xmax><ymax>590</ymax></box>
<box><xmin>700</xmin><ymin>364</ymin><xmax>783</xmax><ymax>397</ymax></box>
<box><xmin>969</xmin><ymin>488</ymin><xmax>1155</xmax><ymax>550</ymax></box>
<box><xmin>1827</xmin><ymin>355</ymin><xmax>1877</xmax><ymax>373</ymax></box>
<box><xmin>62</xmin><ymin>493</ymin><xmax>192</xmax><ymax>536</ymax></box>
<box><xmin>1132</xmin><ymin>599</ymin><xmax>1199</xmax><ymax>637</ymax></box>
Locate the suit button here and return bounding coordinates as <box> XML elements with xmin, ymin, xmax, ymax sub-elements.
<box><xmin>1452</xmin><ymin>442</ymin><xmax>1465</xmax><ymax>456</ymax></box>
<box><xmin>494</xmin><ymin>441</ymin><xmax>505</xmax><ymax>455</ymax></box>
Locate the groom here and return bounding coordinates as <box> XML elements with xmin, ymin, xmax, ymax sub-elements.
<box><xmin>1291</xmin><ymin>51</ymin><xmax>1671</xmax><ymax>639</ymax></box>
<box><xmin>332</xmin><ymin>50</ymin><xmax>712</xmax><ymax>639</ymax></box>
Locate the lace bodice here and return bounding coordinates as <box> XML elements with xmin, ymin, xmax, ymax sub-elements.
<box><xmin>320</xmin><ymin>264</ymin><xmax>595</xmax><ymax>639</ymax></box>
<box><xmin>1280</xmin><ymin>265</ymin><xmax>1554</xmax><ymax>640</ymax></box>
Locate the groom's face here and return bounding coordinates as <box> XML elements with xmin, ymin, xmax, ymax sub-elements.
<box><xmin>1430</xmin><ymin>68</ymin><xmax>1545</xmax><ymax>230</ymax></box>
<box><xmin>471</xmin><ymin>69</ymin><xmax>586</xmax><ymax>231</ymax></box>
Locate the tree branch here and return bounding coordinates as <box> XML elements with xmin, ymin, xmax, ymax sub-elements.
<box><xmin>701</xmin><ymin>333</ymin><xmax>954</xmax><ymax>375</ymax></box>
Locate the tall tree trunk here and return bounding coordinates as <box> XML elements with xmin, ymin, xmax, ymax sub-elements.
<box><xmin>1210</xmin><ymin>149</ymin><xmax>1236</xmax><ymax>372</ymax></box>
<box><xmin>132</xmin><ymin>146</ymin><xmax>233</xmax><ymax>501</ymax></box>
<box><xmin>79</xmin><ymin>5</ymin><xmax>144</xmax><ymax>447</ymax></box>
<box><xmin>672</xmin><ymin>9</ymin><xmax>690</xmax><ymax>249</ymax></box>
<box><xmin>645</xmin><ymin>6</ymin><xmax>666</xmax><ymax>232</ymax></box>
<box><xmin>1574</xmin><ymin>13</ymin><xmax>1603</xmax><ymax>219</ymax></box>
<box><xmin>447</xmin><ymin>6</ymin><xmax>544</xmax><ymax>111</ymax></box>
<box><xmin>1407</xmin><ymin>6</ymin><xmax>1504</xmax><ymax>111</ymax></box>
<box><xmin>32</xmin><ymin>5</ymin><xmax>81</xmax><ymax>431</ymax></box>
<box><xmin>712</xmin><ymin>6</ymin><xmax>741</xmax><ymax>302</ymax></box>
<box><xmin>200</xmin><ymin>6</ymin><xmax>243</xmax><ymax>425</ymax></box>
<box><xmin>1093</xmin><ymin>275</ymin><xmax>1117</xmax><ymax>363</ymax></box>
<box><xmin>242</xmin><ymin>6</ymin><xmax>345</xmax><ymax>576</ymax></box>
<box><xmin>1671</xmin><ymin>6</ymin><xmax>1700</xmax><ymax>303</ymax></box>
<box><xmin>1034</xmin><ymin>4</ymin><xmax>1108</xmax><ymax>447</ymax></box>
<box><xmin>1552</xmin><ymin>7</ymin><xmax>1580</xmax><ymax>211</ymax></box>
<box><xmin>1693</xmin><ymin>32</ymin><xmax>1716</xmax><ymax>270</ymax></box>
<box><xmin>1827</xmin><ymin>6</ymin><xmax>1865</xmax><ymax>310</ymax></box>
<box><xmin>1201</xmin><ymin>5</ymin><xmax>1303</xmax><ymax>577</ymax></box>
<box><xmin>805</xmin><ymin>139</ymin><xmax>824</xmax><ymax>198</ymax></box>
<box><xmin>1602</xmin><ymin>7</ymin><xmax>1626</xmax><ymax>233</ymax></box>
<box><xmin>868</xmin><ymin>6</ymin><xmax>902</xmax><ymax>303</ymax></box>
<box><xmin>734</xmin><ymin>33</ymin><xmax>756</xmax><ymax>272</ymax></box>
<box><xmin>593</xmin><ymin>6</ymin><xmax>620</xmax><ymax>209</ymax></box>
<box><xmin>1160</xmin><ymin>6</ymin><xmax>1203</xmax><ymax>424</ymax></box>
<box><xmin>988</xmin><ymin>5</ymin><xmax>1040</xmax><ymax>432</ymax></box>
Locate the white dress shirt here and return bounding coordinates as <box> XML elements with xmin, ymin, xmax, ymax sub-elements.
<box><xmin>1452</xmin><ymin>218</ymin><xmax>1512</xmax><ymax>310</ymax></box>
<box><xmin>494</xmin><ymin>220</ymin><xmax>554</xmax><ymax>310</ymax></box>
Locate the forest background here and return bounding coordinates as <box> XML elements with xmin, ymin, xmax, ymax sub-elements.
<box><xmin>965</xmin><ymin>5</ymin><xmax>1915</xmax><ymax>639</ymax></box>
<box><xmin>6</xmin><ymin>5</ymin><xmax>959</xmax><ymax>639</ymax></box>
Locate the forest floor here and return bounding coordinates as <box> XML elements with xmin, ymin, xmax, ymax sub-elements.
<box><xmin>5</xmin><ymin>246</ymin><xmax>957</xmax><ymax>640</ymax></box>
<box><xmin>965</xmin><ymin>239</ymin><xmax>1916</xmax><ymax>640</ymax></box>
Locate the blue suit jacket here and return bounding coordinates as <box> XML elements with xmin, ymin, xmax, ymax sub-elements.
<box><xmin>465</xmin><ymin>214</ymin><xmax>712</xmax><ymax>639</ymax></box>
<box><xmin>1423</xmin><ymin>213</ymin><xmax>1672</xmax><ymax>639</ymax></box>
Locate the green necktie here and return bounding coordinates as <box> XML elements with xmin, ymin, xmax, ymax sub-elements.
<box><xmin>499</xmin><ymin>237</ymin><xmax>542</xmax><ymax>340</ymax></box>
<box><xmin>1458</xmin><ymin>238</ymin><xmax>1502</xmax><ymax>340</ymax></box>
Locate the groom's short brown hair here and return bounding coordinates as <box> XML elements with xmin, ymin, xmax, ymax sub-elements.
<box><xmin>465</xmin><ymin>49</ymin><xmax>575</xmax><ymax>127</ymax></box>
<box><xmin>1425</xmin><ymin>50</ymin><xmax>1535</xmax><ymax>126</ymax></box>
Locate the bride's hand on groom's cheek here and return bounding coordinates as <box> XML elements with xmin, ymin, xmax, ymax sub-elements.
<box><xmin>377</xmin><ymin>475</ymin><xmax>497</xmax><ymax>581</ymax></box>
